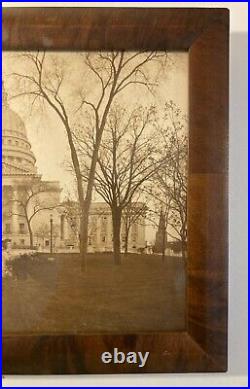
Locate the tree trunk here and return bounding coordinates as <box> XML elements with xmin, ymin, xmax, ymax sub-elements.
<box><xmin>79</xmin><ymin>213</ymin><xmax>88</xmax><ymax>271</ymax></box>
<box><xmin>79</xmin><ymin>153</ymin><xmax>99</xmax><ymax>270</ymax></box>
<box><xmin>78</xmin><ymin>69</ymin><xmax>122</xmax><ymax>267</ymax></box>
<box><xmin>27</xmin><ymin>221</ymin><xmax>33</xmax><ymax>249</ymax></box>
<box><xmin>162</xmin><ymin>227</ymin><xmax>166</xmax><ymax>262</ymax></box>
<box><xmin>79</xmin><ymin>117</ymin><xmax>115</xmax><ymax>270</ymax></box>
<box><xmin>63</xmin><ymin>123</ymin><xmax>87</xmax><ymax>271</ymax></box>
<box><xmin>63</xmin><ymin>65</ymin><xmax>121</xmax><ymax>271</ymax></box>
<box><xmin>112</xmin><ymin>207</ymin><xmax>122</xmax><ymax>265</ymax></box>
<box><xmin>124</xmin><ymin>230</ymin><xmax>129</xmax><ymax>256</ymax></box>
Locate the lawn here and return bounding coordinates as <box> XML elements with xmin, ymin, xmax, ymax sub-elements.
<box><xmin>3</xmin><ymin>253</ymin><xmax>186</xmax><ymax>335</ymax></box>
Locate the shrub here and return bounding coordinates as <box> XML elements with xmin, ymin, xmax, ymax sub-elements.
<box><xmin>5</xmin><ymin>252</ymin><xmax>55</xmax><ymax>281</ymax></box>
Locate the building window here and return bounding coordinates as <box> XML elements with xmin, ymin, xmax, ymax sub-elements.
<box><xmin>45</xmin><ymin>240</ymin><xmax>50</xmax><ymax>247</ymax></box>
<box><xmin>20</xmin><ymin>239</ymin><xmax>25</xmax><ymax>246</ymax></box>
<box><xmin>5</xmin><ymin>224</ymin><xmax>11</xmax><ymax>234</ymax></box>
<box><xmin>19</xmin><ymin>223</ymin><xmax>25</xmax><ymax>234</ymax></box>
<box><xmin>102</xmin><ymin>236</ymin><xmax>106</xmax><ymax>243</ymax></box>
<box><xmin>88</xmin><ymin>236</ymin><xmax>92</xmax><ymax>245</ymax></box>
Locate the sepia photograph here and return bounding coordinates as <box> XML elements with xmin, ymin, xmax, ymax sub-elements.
<box><xmin>2</xmin><ymin>5</ymin><xmax>231</xmax><ymax>378</ymax></box>
<box><xmin>2</xmin><ymin>51</ymin><xmax>188</xmax><ymax>336</ymax></box>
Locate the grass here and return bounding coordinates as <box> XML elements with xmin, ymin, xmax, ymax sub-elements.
<box><xmin>3</xmin><ymin>253</ymin><xmax>186</xmax><ymax>335</ymax></box>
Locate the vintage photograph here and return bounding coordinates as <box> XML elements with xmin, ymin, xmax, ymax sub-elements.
<box><xmin>2</xmin><ymin>51</ymin><xmax>188</xmax><ymax>334</ymax></box>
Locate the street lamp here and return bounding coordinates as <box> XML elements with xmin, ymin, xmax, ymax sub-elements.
<box><xmin>50</xmin><ymin>213</ymin><xmax>53</xmax><ymax>254</ymax></box>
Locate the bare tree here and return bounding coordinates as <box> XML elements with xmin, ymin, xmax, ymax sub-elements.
<box><xmin>6</xmin><ymin>178</ymin><xmax>58</xmax><ymax>248</ymax></box>
<box><xmin>78</xmin><ymin>105</ymin><xmax>164</xmax><ymax>264</ymax></box>
<box><xmin>150</xmin><ymin>101</ymin><xmax>188</xmax><ymax>260</ymax></box>
<box><xmin>9</xmin><ymin>51</ymin><xmax>168</xmax><ymax>270</ymax></box>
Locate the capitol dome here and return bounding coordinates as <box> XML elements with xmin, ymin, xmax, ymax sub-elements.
<box><xmin>3</xmin><ymin>106</ymin><xmax>28</xmax><ymax>137</ymax></box>
<box><xmin>2</xmin><ymin>82</ymin><xmax>37</xmax><ymax>176</ymax></box>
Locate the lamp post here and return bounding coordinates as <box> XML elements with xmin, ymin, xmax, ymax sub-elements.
<box><xmin>50</xmin><ymin>214</ymin><xmax>53</xmax><ymax>254</ymax></box>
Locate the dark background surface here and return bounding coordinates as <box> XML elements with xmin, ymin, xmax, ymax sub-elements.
<box><xmin>2</xmin><ymin>7</ymin><xmax>229</xmax><ymax>374</ymax></box>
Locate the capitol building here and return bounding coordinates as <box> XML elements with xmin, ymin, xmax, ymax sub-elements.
<box><xmin>2</xmin><ymin>83</ymin><xmax>145</xmax><ymax>252</ymax></box>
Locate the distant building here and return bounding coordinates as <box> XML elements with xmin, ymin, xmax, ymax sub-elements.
<box><xmin>2</xmin><ymin>83</ymin><xmax>145</xmax><ymax>252</ymax></box>
<box><xmin>62</xmin><ymin>201</ymin><xmax>145</xmax><ymax>252</ymax></box>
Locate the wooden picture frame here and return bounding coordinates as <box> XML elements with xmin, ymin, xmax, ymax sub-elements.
<box><xmin>2</xmin><ymin>7</ymin><xmax>229</xmax><ymax>374</ymax></box>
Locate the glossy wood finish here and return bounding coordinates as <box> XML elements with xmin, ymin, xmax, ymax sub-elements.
<box><xmin>3</xmin><ymin>332</ymin><xmax>221</xmax><ymax>374</ymax></box>
<box><xmin>2</xmin><ymin>7</ymin><xmax>229</xmax><ymax>374</ymax></box>
<box><xmin>3</xmin><ymin>7</ymin><xmax>228</xmax><ymax>51</ymax></box>
<box><xmin>188</xmin><ymin>18</ymin><xmax>229</xmax><ymax>370</ymax></box>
